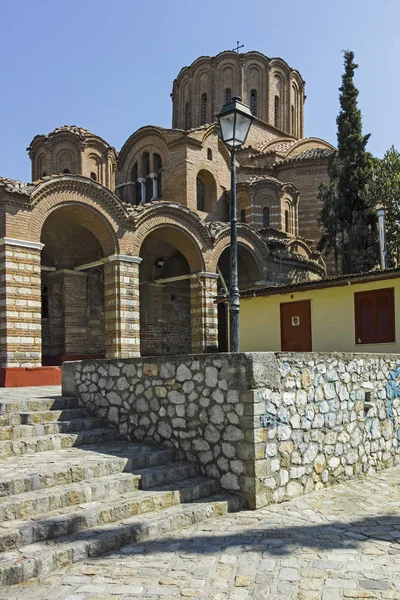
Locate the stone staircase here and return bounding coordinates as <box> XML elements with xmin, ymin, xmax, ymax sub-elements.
<box><xmin>0</xmin><ymin>387</ymin><xmax>243</xmax><ymax>586</ymax></box>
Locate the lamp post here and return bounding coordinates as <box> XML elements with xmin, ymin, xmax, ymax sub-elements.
<box><xmin>217</xmin><ymin>97</ymin><xmax>254</xmax><ymax>352</ymax></box>
<box><xmin>376</xmin><ymin>206</ymin><xmax>387</xmax><ymax>269</ymax></box>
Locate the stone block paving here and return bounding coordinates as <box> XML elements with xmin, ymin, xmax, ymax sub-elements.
<box><xmin>2</xmin><ymin>465</ymin><xmax>400</xmax><ymax>599</ymax></box>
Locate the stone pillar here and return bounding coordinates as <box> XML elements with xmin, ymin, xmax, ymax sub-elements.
<box><xmin>138</xmin><ymin>178</ymin><xmax>146</xmax><ymax>205</ymax></box>
<box><xmin>190</xmin><ymin>272</ymin><xmax>219</xmax><ymax>353</ymax></box>
<box><xmin>0</xmin><ymin>238</ymin><xmax>43</xmax><ymax>367</ymax></box>
<box><xmin>104</xmin><ymin>254</ymin><xmax>142</xmax><ymax>358</ymax></box>
<box><xmin>149</xmin><ymin>173</ymin><xmax>158</xmax><ymax>200</ymax></box>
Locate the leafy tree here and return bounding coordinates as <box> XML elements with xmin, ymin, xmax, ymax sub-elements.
<box><xmin>318</xmin><ymin>50</ymin><xmax>377</xmax><ymax>274</ymax></box>
<box><xmin>368</xmin><ymin>146</ymin><xmax>400</xmax><ymax>267</ymax></box>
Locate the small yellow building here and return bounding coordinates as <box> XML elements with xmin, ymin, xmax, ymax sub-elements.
<box><xmin>235</xmin><ymin>269</ymin><xmax>400</xmax><ymax>354</ymax></box>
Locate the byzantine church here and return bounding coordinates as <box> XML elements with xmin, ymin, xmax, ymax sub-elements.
<box><xmin>0</xmin><ymin>50</ymin><xmax>335</xmax><ymax>369</ymax></box>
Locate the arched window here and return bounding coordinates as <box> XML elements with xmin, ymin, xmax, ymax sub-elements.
<box><xmin>197</xmin><ymin>177</ymin><xmax>205</xmax><ymax>211</ymax></box>
<box><xmin>42</xmin><ymin>172</ymin><xmax>46</xmax><ymax>177</ymax></box>
<box><xmin>131</xmin><ymin>162</ymin><xmax>138</xmax><ymax>182</ymax></box>
<box><xmin>146</xmin><ymin>178</ymin><xmax>153</xmax><ymax>203</ymax></box>
<box><xmin>274</xmin><ymin>96</ymin><xmax>280</xmax><ymax>129</ymax></box>
<box><xmin>240</xmin><ymin>209</ymin><xmax>246</xmax><ymax>223</ymax></box>
<box><xmin>207</xmin><ymin>148</ymin><xmax>212</xmax><ymax>161</ymax></box>
<box><xmin>142</xmin><ymin>152</ymin><xmax>150</xmax><ymax>176</ymax></box>
<box><xmin>201</xmin><ymin>93</ymin><xmax>207</xmax><ymax>125</ymax></box>
<box><xmin>250</xmin><ymin>89</ymin><xmax>257</xmax><ymax>116</ymax></box>
<box><xmin>285</xmin><ymin>209</ymin><xmax>289</xmax><ymax>232</ymax></box>
<box><xmin>57</xmin><ymin>150</ymin><xmax>74</xmax><ymax>174</ymax></box>
<box><xmin>90</xmin><ymin>172</ymin><xmax>97</xmax><ymax>181</ymax></box>
<box><xmin>224</xmin><ymin>88</ymin><xmax>232</xmax><ymax>103</ymax></box>
<box><xmin>154</xmin><ymin>153</ymin><xmax>162</xmax><ymax>198</ymax></box>
<box><xmin>263</xmin><ymin>207</ymin><xmax>270</xmax><ymax>228</ymax></box>
<box><xmin>184</xmin><ymin>102</ymin><xmax>190</xmax><ymax>129</ymax></box>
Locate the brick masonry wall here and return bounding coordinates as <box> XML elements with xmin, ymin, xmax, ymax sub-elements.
<box><xmin>64</xmin><ymin>351</ymin><xmax>400</xmax><ymax>509</ymax></box>
<box><xmin>0</xmin><ymin>242</ymin><xmax>42</xmax><ymax>367</ymax></box>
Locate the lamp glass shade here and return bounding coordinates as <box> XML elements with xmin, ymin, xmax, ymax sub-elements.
<box><xmin>217</xmin><ymin>97</ymin><xmax>253</xmax><ymax>149</ymax></box>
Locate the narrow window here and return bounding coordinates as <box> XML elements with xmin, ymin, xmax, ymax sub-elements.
<box><xmin>154</xmin><ymin>153</ymin><xmax>162</xmax><ymax>198</ymax></box>
<box><xmin>135</xmin><ymin>181</ymin><xmax>141</xmax><ymax>205</ymax></box>
<box><xmin>291</xmin><ymin>105</ymin><xmax>295</xmax><ymax>136</ymax></box>
<box><xmin>240</xmin><ymin>209</ymin><xmax>246</xmax><ymax>223</ymax></box>
<box><xmin>224</xmin><ymin>88</ymin><xmax>232</xmax><ymax>103</ymax></box>
<box><xmin>250</xmin><ymin>89</ymin><xmax>257</xmax><ymax>116</ymax></box>
<box><xmin>355</xmin><ymin>288</ymin><xmax>395</xmax><ymax>344</ymax></box>
<box><xmin>274</xmin><ymin>95</ymin><xmax>280</xmax><ymax>128</ymax></box>
<box><xmin>63</xmin><ymin>168</ymin><xmax>70</xmax><ymax>174</ymax></box>
<box><xmin>197</xmin><ymin>177</ymin><xmax>205</xmax><ymax>211</ymax></box>
<box><xmin>146</xmin><ymin>178</ymin><xmax>153</xmax><ymax>203</ymax></box>
<box><xmin>42</xmin><ymin>172</ymin><xmax>46</xmax><ymax>177</ymax></box>
<box><xmin>130</xmin><ymin>162</ymin><xmax>138</xmax><ymax>205</ymax></box>
<box><xmin>207</xmin><ymin>148</ymin><xmax>212</xmax><ymax>161</ymax></box>
<box><xmin>142</xmin><ymin>152</ymin><xmax>150</xmax><ymax>176</ymax></box>
<box><xmin>131</xmin><ymin>162</ymin><xmax>138</xmax><ymax>181</ymax></box>
<box><xmin>263</xmin><ymin>207</ymin><xmax>270</xmax><ymax>228</ymax></box>
<box><xmin>201</xmin><ymin>93</ymin><xmax>207</xmax><ymax>125</ymax></box>
<box><xmin>90</xmin><ymin>172</ymin><xmax>97</xmax><ymax>181</ymax></box>
<box><xmin>285</xmin><ymin>209</ymin><xmax>289</xmax><ymax>232</ymax></box>
<box><xmin>184</xmin><ymin>102</ymin><xmax>190</xmax><ymax>129</ymax></box>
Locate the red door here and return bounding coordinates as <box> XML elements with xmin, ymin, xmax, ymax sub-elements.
<box><xmin>280</xmin><ymin>300</ymin><xmax>312</xmax><ymax>351</ymax></box>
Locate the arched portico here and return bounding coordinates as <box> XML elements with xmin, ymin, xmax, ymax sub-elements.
<box><xmin>137</xmin><ymin>223</ymin><xmax>218</xmax><ymax>355</ymax></box>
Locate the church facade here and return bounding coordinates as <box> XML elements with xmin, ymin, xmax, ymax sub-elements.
<box><xmin>0</xmin><ymin>50</ymin><xmax>335</xmax><ymax>382</ymax></box>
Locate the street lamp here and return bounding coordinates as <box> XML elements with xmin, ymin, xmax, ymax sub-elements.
<box><xmin>376</xmin><ymin>206</ymin><xmax>387</xmax><ymax>269</ymax></box>
<box><xmin>217</xmin><ymin>97</ymin><xmax>254</xmax><ymax>352</ymax></box>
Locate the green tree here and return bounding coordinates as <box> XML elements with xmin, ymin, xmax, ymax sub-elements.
<box><xmin>318</xmin><ymin>50</ymin><xmax>377</xmax><ymax>274</ymax></box>
<box><xmin>368</xmin><ymin>146</ymin><xmax>400</xmax><ymax>267</ymax></box>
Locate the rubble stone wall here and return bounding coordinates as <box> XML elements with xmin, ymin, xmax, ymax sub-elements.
<box><xmin>63</xmin><ymin>352</ymin><xmax>400</xmax><ymax>508</ymax></box>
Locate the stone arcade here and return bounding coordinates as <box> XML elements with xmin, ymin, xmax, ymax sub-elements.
<box><xmin>0</xmin><ymin>50</ymin><xmax>335</xmax><ymax>385</ymax></box>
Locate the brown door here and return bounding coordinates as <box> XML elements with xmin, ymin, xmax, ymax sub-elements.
<box><xmin>280</xmin><ymin>300</ymin><xmax>312</xmax><ymax>351</ymax></box>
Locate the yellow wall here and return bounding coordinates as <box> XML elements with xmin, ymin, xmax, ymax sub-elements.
<box><xmin>240</xmin><ymin>277</ymin><xmax>400</xmax><ymax>353</ymax></box>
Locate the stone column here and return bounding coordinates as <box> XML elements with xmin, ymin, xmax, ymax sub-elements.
<box><xmin>0</xmin><ymin>238</ymin><xmax>43</xmax><ymax>367</ymax></box>
<box><xmin>190</xmin><ymin>272</ymin><xmax>219</xmax><ymax>354</ymax></box>
<box><xmin>149</xmin><ymin>173</ymin><xmax>158</xmax><ymax>200</ymax></box>
<box><xmin>104</xmin><ymin>254</ymin><xmax>142</xmax><ymax>358</ymax></box>
<box><xmin>138</xmin><ymin>178</ymin><xmax>146</xmax><ymax>205</ymax></box>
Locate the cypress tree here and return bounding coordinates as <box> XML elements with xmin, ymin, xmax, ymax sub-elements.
<box><xmin>319</xmin><ymin>50</ymin><xmax>377</xmax><ymax>274</ymax></box>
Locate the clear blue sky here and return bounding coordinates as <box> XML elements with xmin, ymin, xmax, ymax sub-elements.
<box><xmin>1</xmin><ymin>0</ymin><xmax>399</xmax><ymax>182</ymax></box>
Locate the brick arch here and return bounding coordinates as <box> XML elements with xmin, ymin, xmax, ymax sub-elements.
<box><xmin>210</xmin><ymin>228</ymin><xmax>267</xmax><ymax>276</ymax></box>
<box><xmin>133</xmin><ymin>219</ymin><xmax>206</xmax><ymax>273</ymax></box>
<box><xmin>27</xmin><ymin>184</ymin><xmax>121</xmax><ymax>256</ymax></box>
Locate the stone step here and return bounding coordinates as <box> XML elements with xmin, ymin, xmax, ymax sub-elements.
<box><xmin>0</xmin><ymin>417</ymin><xmax>105</xmax><ymax>441</ymax></box>
<box><xmin>0</xmin><ymin>477</ymin><xmax>219</xmax><ymax>552</ymax></box>
<box><xmin>0</xmin><ymin>396</ymin><xmax>79</xmax><ymax>414</ymax></box>
<box><xmin>0</xmin><ymin>408</ymin><xmax>86</xmax><ymax>427</ymax></box>
<box><xmin>0</xmin><ymin>472</ymin><xmax>141</xmax><ymax>524</ymax></box>
<box><xmin>0</xmin><ymin>442</ymin><xmax>177</xmax><ymax>497</ymax></box>
<box><xmin>0</xmin><ymin>461</ymin><xmax>198</xmax><ymax>523</ymax></box>
<box><xmin>19</xmin><ymin>408</ymin><xmax>87</xmax><ymax>424</ymax></box>
<box><xmin>0</xmin><ymin>494</ymin><xmax>243</xmax><ymax>586</ymax></box>
<box><xmin>0</xmin><ymin>428</ymin><xmax>119</xmax><ymax>459</ymax></box>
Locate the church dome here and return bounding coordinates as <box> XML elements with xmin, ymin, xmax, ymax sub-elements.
<box><xmin>28</xmin><ymin>125</ymin><xmax>117</xmax><ymax>190</ymax></box>
<box><xmin>171</xmin><ymin>50</ymin><xmax>305</xmax><ymax>138</ymax></box>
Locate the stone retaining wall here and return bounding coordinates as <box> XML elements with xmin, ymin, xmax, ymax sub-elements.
<box><xmin>63</xmin><ymin>352</ymin><xmax>400</xmax><ymax>509</ymax></box>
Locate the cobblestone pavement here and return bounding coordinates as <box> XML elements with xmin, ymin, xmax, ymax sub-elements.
<box><xmin>1</xmin><ymin>465</ymin><xmax>399</xmax><ymax>600</ymax></box>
